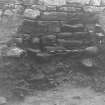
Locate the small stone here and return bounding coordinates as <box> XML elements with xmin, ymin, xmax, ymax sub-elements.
<box><xmin>37</xmin><ymin>52</ymin><xmax>51</xmax><ymax>57</ymax></box>
<box><xmin>32</xmin><ymin>37</ymin><xmax>40</xmax><ymax>44</ymax></box>
<box><xmin>81</xmin><ymin>58</ymin><xmax>94</xmax><ymax>67</ymax></box>
<box><xmin>15</xmin><ymin>38</ymin><xmax>23</xmax><ymax>43</ymax></box>
<box><xmin>96</xmin><ymin>33</ymin><xmax>104</xmax><ymax>37</ymax></box>
<box><xmin>55</xmin><ymin>72</ymin><xmax>64</xmax><ymax>76</ymax></box>
<box><xmin>30</xmin><ymin>73</ymin><xmax>45</xmax><ymax>80</ymax></box>
<box><xmin>72</xmin><ymin>96</ymin><xmax>81</xmax><ymax>100</ymax></box>
<box><xmin>4</xmin><ymin>9</ymin><xmax>14</xmax><ymax>16</ymax></box>
<box><xmin>24</xmin><ymin>9</ymin><xmax>40</xmax><ymax>19</ymax></box>
<box><xmin>0</xmin><ymin>97</ymin><xmax>7</xmax><ymax>105</ymax></box>
<box><xmin>85</xmin><ymin>46</ymin><xmax>98</xmax><ymax>53</ymax></box>
<box><xmin>6</xmin><ymin>47</ymin><xmax>25</xmax><ymax>57</ymax></box>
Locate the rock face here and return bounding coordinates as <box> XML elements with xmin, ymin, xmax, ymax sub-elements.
<box><xmin>12</xmin><ymin>3</ymin><xmax>104</xmax><ymax>62</ymax></box>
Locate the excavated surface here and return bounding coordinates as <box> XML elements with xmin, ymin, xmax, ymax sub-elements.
<box><xmin>0</xmin><ymin>5</ymin><xmax>105</xmax><ymax>105</ymax></box>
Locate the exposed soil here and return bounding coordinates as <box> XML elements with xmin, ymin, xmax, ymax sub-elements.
<box><xmin>0</xmin><ymin>12</ymin><xmax>105</xmax><ymax>105</ymax></box>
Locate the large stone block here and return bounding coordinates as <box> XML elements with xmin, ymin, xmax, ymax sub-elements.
<box><xmin>68</xmin><ymin>12</ymin><xmax>84</xmax><ymax>19</ymax></box>
<box><xmin>38</xmin><ymin>21</ymin><xmax>60</xmax><ymax>25</ymax></box>
<box><xmin>46</xmin><ymin>5</ymin><xmax>57</xmax><ymax>11</ymax></box>
<box><xmin>61</xmin><ymin>18</ymin><xmax>82</xmax><ymax>25</ymax></box>
<box><xmin>58</xmin><ymin>6</ymin><xmax>82</xmax><ymax>12</ymax></box>
<box><xmin>40</xmin><ymin>12</ymin><xmax>68</xmax><ymax>21</ymax></box>
<box><xmin>32</xmin><ymin>37</ymin><xmax>40</xmax><ymax>44</ymax></box>
<box><xmin>57</xmin><ymin>39</ymin><xmax>83</xmax><ymax>49</ymax></box>
<box><xmin>57</xmin><ymin>32</ymin><xmax>91</xmax><ymax>41</ymax></box>
<box><xmin>24</xmin><ymin>9</ymin><xmax>40</xmax><ymax>19</ymax></box>
<box><xmin>31</xmin><ymin>5</ymin><xmax>47</xmax><ymax>11</ymax></box>
<box><xmin>61</xmin><ymin>24</ymin><xmax>84</xmax><ymax>32</ymax></box>
<box><xmin>41</xmin><ymin>35</ymin><xmax>57</xmax><ymax>46</ymax></box>
<box><xmin>38</xmin><ymin>21</ymin><xmax>61</xmax><ymax>32</ymax></box>
<box><xmin>47</xmin><ymin>25</ymin><xmax>61</xmax><ymax>33</ymax></box>
<box><xmin>56</xmin><ymin>32</ymin><xmax>72</xmax><ymax>39</ymax></box>
<box><xmin>57</xmin><ymin>39</ymin><xmax>83</xmax><ymax>44</ymax></box>
<box><xmin>18</xmin><ymin>19</ymin><xmax>48</xmax><ymax>34</ymax></box>
<box><xmin>39</xmin><ymin>0</ymin><xmax>66</xmax><ymax>6</ymax></box>
<box><xmin>73</xmin><ymin>32</ymin><xmax>91</xmax><ymax>40</ymax></box>
<box><xmin>45</xmin><ymin>46</ymin><xmax>66</xmax><ymax>52</ymax></box>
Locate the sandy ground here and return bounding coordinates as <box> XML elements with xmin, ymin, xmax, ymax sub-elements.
<box><xmin>8</xmin><ymin>84</ymin><xmax>105</xmax><ymax>105</ymax></box>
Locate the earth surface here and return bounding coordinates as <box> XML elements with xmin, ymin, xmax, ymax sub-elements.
<box><xmin>0</xmin><ymin>11</ymin><xmax>105</xmax><ymax>105</ymax></box>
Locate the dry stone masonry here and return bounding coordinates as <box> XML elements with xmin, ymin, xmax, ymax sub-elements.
<box><xmin>12</xmin><ymin>3</ymin><xmax>104</xmax><ymax>60</ymax></box>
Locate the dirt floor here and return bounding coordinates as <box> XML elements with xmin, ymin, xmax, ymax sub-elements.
<box><xmin>0</xmin><ymin>14</ymin><xmax>105</xmax><ymax>105</ymax></box>
<box><xmin>17</xmin><ymin>85</ymin><xmax>105</xmax><ymax>105</ymax></box>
